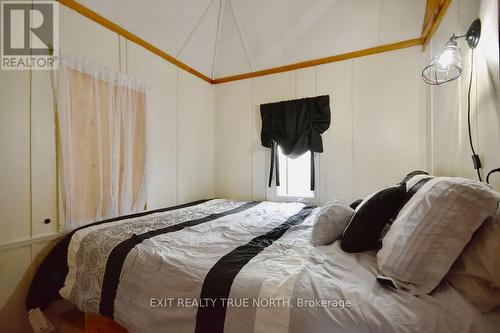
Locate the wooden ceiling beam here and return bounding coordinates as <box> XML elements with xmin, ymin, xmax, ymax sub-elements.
<box><xmin>213</xmin><ymin>38</ymin><xmax>423</xmax><ymax>84</ymax></box>
<box><xmin>58</xmin><ymin>0</ymin><xmax>433</xmax><ymax>85</ymax></box>
<box><xmin>421</xmin><ymin>0</ymin><xmax>453</xmax><ymax>47</ymax></box>
<box><xmin>57</xmin><ymin>0</ymin><xmax>214</xmax><ymax>84</ymax></box>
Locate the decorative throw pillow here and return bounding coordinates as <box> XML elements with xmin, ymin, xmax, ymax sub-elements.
<box><xmin>341</xmin><ymin>171</ymin><xmax>432</xmax><ymax>253</ymax></box>
<box><xmin>341</xmin><ymin>184</ymin><xmax>407</xmax><ymax>253</ymax></box>
<box><xmin>377</xmin><ymin>177</ymin><xmax>500</xmax><ymax>295</ymax></box>
<box><xmin>447</xmin><ymin>214</ymin><xmax>500</xmax><ymax>312</ymax></box>
<box><xmin>311</xmin><ymin>201</ymin><xmax>354</xmax><ymax>245</ymax></box>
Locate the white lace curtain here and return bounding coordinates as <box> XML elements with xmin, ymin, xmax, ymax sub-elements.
<box><xmin>52</xmin><ymin>53</ymin><xmax>151</xmax><ymax>231</ymax></box>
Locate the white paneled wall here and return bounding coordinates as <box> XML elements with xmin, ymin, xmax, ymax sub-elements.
<box><xmin>215</xmin><ymin>46</ymin><xmax>428</xmax><ymax>204</ymax></box>
<box><xmin>427</xmin><ymin>1</ymin><xmax>462</xmax><ymax>178</ymax></box>
<box><xmin>0</xmin><ymin>4</ymin><xmax>214</xmax><ymax>331</ymax></box>
<box><xmin>427</xmin><ymin>0</ymin><xmax>500</xmax><ymax>190</ymax></box>
<box><xmin>178</xmin><ymin>70</ymin><xmax>215</xmax><ymax>203</ymax></box>
<box><xmin>0</xmin><ymin>70</ymin><xmax>31</xmax><ymax>244</ymax></box>
<box><xmin>316</xmin><ymin>61</ymin><xmax>354</xmax><ymax>202</ymax></box>
<box><xmin>0</xmin><ymin>68</ymin><xmax>35</xmax><ymax>333</ymax></box>
<box><xmin>214</xmin><ymin>80</ymin><xmax>253</xmax><ymax>200</ymax></box>
<box><xmin>31</xmin><ymin>70</ymin><xmax>58</xmax><ymax>238</ymax></box>
<box><xmin>352</xmin><ymin>47</ymin><xmax>426</xmax><ymax>195</ymax></box>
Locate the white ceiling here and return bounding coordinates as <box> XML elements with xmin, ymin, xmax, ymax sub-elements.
<box><xmin>76</xmin><ymin>0</ymin><xmax>426</xmax><ymax>79</ymax></box>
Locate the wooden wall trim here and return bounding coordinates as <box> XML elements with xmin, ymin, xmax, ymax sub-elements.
<box><xmin>0</xmin><ymin>233</ymin><xmax>61</xmax><ymax>252</ymax></box>
<box><xmin>421</xmin><ymin>0</ymin><xmax>453</xmax><ymax>47</ymax></box>
<box><xmin>213</xmin><ymin>38</ymin><xmax>423</xmax><ymax>84</ymax></box>
<box><xmin>58</xmin><ymin>0</ymin><xmax>425</xmax><ymax>85</ymax></box>
<box><xmin>57</xmin><ymin>0</ymin><xmax>214</xmax><ymax>84</ymax></box>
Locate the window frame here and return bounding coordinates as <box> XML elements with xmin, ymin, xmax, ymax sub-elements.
<box><xmin>265</xmin><ymin>148</ymin><xmax>320</xmax><ymax>205</ymax></box>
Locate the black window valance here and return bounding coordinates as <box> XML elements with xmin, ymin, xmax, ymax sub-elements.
<box><xmin>260</xmin><ymin>95</ymin><xmax>331</xmax><ymax>191</ymax></box>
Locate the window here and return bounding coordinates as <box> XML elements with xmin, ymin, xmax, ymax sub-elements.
<box><xmin>273</xmin><ymin>146</ymin><xmax>315</xmax><ymax>199</ymax></box>
<box><xmin>54</xmin><ymin>54</ymin><xmax>150</xmax><ymax>231</ymax></box>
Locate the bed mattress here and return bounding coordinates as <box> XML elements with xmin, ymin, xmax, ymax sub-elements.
<box><xmin>27</xmin><ymin>199</ymin><xmax>497</xmax><ymax>333</ymax></box>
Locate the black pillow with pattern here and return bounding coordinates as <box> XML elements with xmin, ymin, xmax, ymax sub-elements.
<box><xmin>341</xmin><ymin>170</ymin><xmax>431</xmax><ymax>253</ymax></box>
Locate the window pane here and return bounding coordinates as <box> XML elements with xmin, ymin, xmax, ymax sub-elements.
<box><xmin>287</xmin><ymin>151</ymin><xmax>313</xmax><ymax>197</ymax></box>
<box><xmin>276</xmin><ymin>146</ymin><xmax>288</xmax><ymax>196</ymax></box>
<box><xmin>276</xmin><ymin>147</ymin><xmax>314</xmax><ymax>198</ymax></box>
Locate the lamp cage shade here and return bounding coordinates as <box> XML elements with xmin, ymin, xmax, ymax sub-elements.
<box><xmin>422</xmin><ymin>41</ymin><xmax>463</xmax><ymax>85</ymax></box>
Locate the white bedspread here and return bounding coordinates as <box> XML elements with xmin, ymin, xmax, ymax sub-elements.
<box><xmin>58</xmin><ymin>199</ymin><xmax>497</xmax><ymax>333</ymax></box>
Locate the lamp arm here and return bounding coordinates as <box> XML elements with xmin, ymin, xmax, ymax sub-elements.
<box><xmin>447</xmin><ymin>19</ymin><xmax>481</xmax><ymax>49</ymax></box>
<box><xmin>451</xmin><ymin>34</ymin><xmax>467</xmax><ymax>40</ymax></box>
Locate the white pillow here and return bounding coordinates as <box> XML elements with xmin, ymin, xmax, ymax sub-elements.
<box><xmin>446</xmin><ymin>214</ymin><xmax>500</xmax><ymax>312</ymax></box>
<box><xmin>311</xmin><ymin>201</ymin><xmax>354</xmax><ymax>245</ymax></box>
<box><xmin>377</xmin><ymin>177</ymin><xmax>500</xmax><ymax>295</ymax></box>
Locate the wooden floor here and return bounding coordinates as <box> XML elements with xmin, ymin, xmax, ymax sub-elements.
<box><xmin>59</xmin><ymin>309</ymin><xmax>128</xmax><ymax>333</ymax></box>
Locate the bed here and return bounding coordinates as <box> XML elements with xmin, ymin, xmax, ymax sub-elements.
<box><xmin>27</xmin><ymin>199</ymin><xmax>497</xmax><ymax>333</ymax></box>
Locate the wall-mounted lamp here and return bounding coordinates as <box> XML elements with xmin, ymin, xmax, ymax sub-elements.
<box><xmin>422</xmin><ymin>18</ymin><xmax>488</xmax><ymax>182</ymax></box>
<box><xmin>422</xmin><ymin>19</ymin><xmax>481</xmax><ymax>85</ymax></box>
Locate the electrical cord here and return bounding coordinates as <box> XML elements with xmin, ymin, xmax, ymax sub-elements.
<box><xmin>486</xmin><ymin>168</ymin><xmax>500</xmax><ymax>184</ymax></box>
<box><xmin>466</xmin><ymin>49</ymin><xmax>483</xmax><ymax>181</ymax></box>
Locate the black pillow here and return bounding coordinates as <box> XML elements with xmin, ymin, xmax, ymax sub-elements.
<box><xmin>341</xmin><ymin>184</ymin><xmax>407</xmax><ymax>253</ymax></box>
<box><xmin>349</xmin><ymin>199</ymin><xmax>363</xmax><ymax>210</ymax></box>
<box><xmin>399</xmin><ymin>170</ymin><xmax>429</xmax><ymax>184</ymax></box>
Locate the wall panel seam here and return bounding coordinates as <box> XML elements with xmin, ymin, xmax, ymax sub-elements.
<box><xmin>351</xmin><ymin>60</ymin><xmax>356</xmax><ymax>198</ymax></box>
<box><xmin>29</xmin><ymin>65</ymin><xmax>33</xmax><ymax>241</ymax></box>
<box><xmin>176</xmin><ymin>69</ymin><xmax>180</xmax><ymax>204</ymax></box>
<box><xmin>251</xmin><ymin>78</ymin><xmax>255</xmax><ymax>200</ymax></box>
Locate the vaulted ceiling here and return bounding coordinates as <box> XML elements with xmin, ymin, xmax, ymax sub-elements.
<box><xmin>76</xmin><ymin>0</ymin><xmax>427</xmax><ymax>80</ymax></box>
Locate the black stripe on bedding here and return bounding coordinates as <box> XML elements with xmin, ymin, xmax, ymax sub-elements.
<box><xmin>194</xmin><ymin>206</ymin><xmax>315</xmax><ymax>333</ymax></box>
<box><xmin>26</xmin><ymin>199</ymin><xmax>210</xmax><ymax>311</ymax></box>
<box><xmin>75</xmin><ymin>199</ymin><xmax>211</xmax><ymax>232</ymax></box>
<box><xmin>99</xmin><ymin>201</ymin><xmax>261</xmax><ymax>318</ymax></box>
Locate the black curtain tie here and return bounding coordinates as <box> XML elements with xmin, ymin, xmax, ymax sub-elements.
<box><xmin>275</xmin><ymin>143</ymin><xmax>280</xmax><ymax>187</ymax></box>
<box><xmin>310</xmin><ymin>151</ymin><xmax>315</xmax><ymax>191</ymax></box>
<box><xmin>268</xmin><ymin>141</ymin><xmax>280</xmax><ymax>187</ymax></box>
